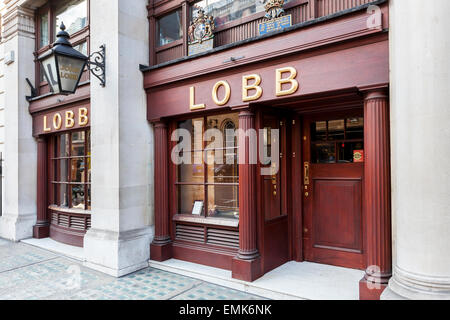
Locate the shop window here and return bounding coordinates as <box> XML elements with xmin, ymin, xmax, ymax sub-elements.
<box><xmin>174</xmin><ymin>113</ymin><xmax>239</xmax><ymax>219</ymax></box>
<box><xmin>157</xmin><ymin>9</ymin><xmax>183</xmax><ymax>47</ymax></box>
<box><xmin>311</xmin><ymin>117</ymin><xmax>364</xmax><ymax>164</ymax></box>
<box><xmin>51</xmin><ymin>130</ymin><xmax>91</xmax><ymax>210</ymax></box>
<box><xmin>54</xmin><ymin>0</ymin><xmax>88</xmax><ymax>38</ymax></box>
<box><xmin>191</xmin><ymin>0</ymin><xmax>293</xmax><ymax>28</ymax></box>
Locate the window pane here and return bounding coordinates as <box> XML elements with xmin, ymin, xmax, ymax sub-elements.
<box><xmin>59</xmin><ymin>184</ymin><xmax>69</xmax><ymax>207</ymax></box>
<box><xmin>311</xmin><ymin>143</ymin><xmax>336</xmax><ymax>164</ymax></box>
<box><xmin>338</xmin><ymin>142</ymin><xmax>364</xmax><ymax>163</ymax></box>
<box><xmin>58</xmin><ymin>133</ymin><xmax>70</xmax><ymax>157</ymax></box>
<box><xmin>207</xmin><ymin>185</ymin><xmax>239</xmax><ymax>219</ymax></box>
<box><xmin>157</xmin><ymin>10</ymin><xmax>183</xmax><ymax>47</ymax></box>
<box><xmin>207</xmin><ymin>150</ymin><xmax>238</xmax><ymax>183</ymax></box>
<box><xmin>311</xmin><ymin>121</ymin><xmax>327</xmax><ymax>142</ymax></box>
<box><xmin>177</xmin><ymin>152</ymin><xmax>204</xmax><ymax>183</ymax></box>
<box><xmin>178</xmin><ymin>185</ymin><xmax>204</xmax><ymax>215</ymax></box>
<box><xmin>55</xmin><ymin>0</ymin><xmax>88</xmax><ymax>38</ymax></box>
<box><xmin>327</xmin><ymin>120</ymin><xmax>345</xmax><ymax>141</ymax></box>
<box><xmin>346</xmin><ymin>117</ymin><xmax>364</xmax><ymax>140</ymax></box>
<box><xmin>72</xmin><ymin>131</ymin><xmax>85</xmax><ymax>156</ymax></box>
<box><xmin>71</xmin><ymin>184</ymin><xmax>85</xmax><ymax>209</ymax></box>
<box><xmin>73</xmin><ymin>41</ymin><xmax>88</xmax><ymax>56</ymax></box>
<box><xmin>192</xmin><ymin>0</ymin><xmax>293</xmax><ymax>28</ymax></box>
<box><xmin>71</xmin><ymin>158</ymin><xmax>86</xmax><ymax>183</ymax></box>
<box><xmin>57</xmin><ymin>159</ymin><xmax>69</xmax><ymax>182</ymax></box>
<box><xmin>40</xmin><ymin>13</ymin><xmax>49</xmax><ymax>48</ymax></box>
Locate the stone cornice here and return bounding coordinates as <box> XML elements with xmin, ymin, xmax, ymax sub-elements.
<box><xmin>1</xmin><ymin>4</ymin><xmax>35</xmax><ymax>42</ymax></box>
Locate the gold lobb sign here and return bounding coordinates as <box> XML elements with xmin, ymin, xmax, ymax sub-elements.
<box><xmin>34</xmin><ymin>106</ymin><xmax>90</xmax><ymax>136</ymax></box>
<box><xmin>189</xmin><ymin>67</ymin><xmax>299</xmax><ymax>110</ymax></box>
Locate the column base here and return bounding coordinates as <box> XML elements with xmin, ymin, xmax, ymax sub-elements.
<box><xmin>231</xmin><ymin>256</ymin><xmax>262</xmax><ymax>282</ymax></box>
<box><xmin>150</xmin><ymin>242</ymin><xmax>173</xmax><ymax>262</ymax></box>
<box><xmin>33</xmin><ymin>223</ymin><xmax>50</xmax><ymax>239</ymax></box>
<box><xmin>84</xmin><ymin>227</ymin><xmax>153</xmax><ymax>277</ymax></box>
<box><xmin>0</xmin><ymin>213</ymin><xmax>36</xmax><ymax>241</ymax></box>
<box><xmin>359</xmin><ymin>277</ymin><xmax>388</xmax><ymax>300</ymax></box>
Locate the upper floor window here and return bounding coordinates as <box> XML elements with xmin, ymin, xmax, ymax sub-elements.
<box><xmin>157</xmin><ymin>9</ymin><xmax>183</xmax><ymax>47</ymax></box>
<box><xmin>54</xmin><ymin>0</ymin><xmax>88</xmax><ymax>38</ymax></box>
<box><xmin>39</xmin><ymin>12</ymin><xmax>49</xmax><ymax>48</ymax></box>
<box><xmin>191</xmin><ymin>0</ymin><xmax>294</xmax><ymax>28</ymax></box>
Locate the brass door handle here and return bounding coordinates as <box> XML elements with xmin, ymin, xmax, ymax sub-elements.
<box><xmin>304</xmin><ymin>162</ymin><xmax>310</xmax><ymax>186</ymax></box>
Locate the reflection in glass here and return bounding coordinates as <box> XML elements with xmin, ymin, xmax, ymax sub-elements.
<box><xmin>206</xmin><ymin>150</ymin><xmax>238</xmax><ymax>184</ymax></box>
<box><xmin>346</xmin><ymin>117</ymin><xmax>364</xmax><ymax>140</ymax></box>
<box><xmin>311</xmin><ymin>121</ymin><xmax>327</xmax><ymax>141</ymax></box>
<box><xmin>73</xmin><ymin>41</ymin><xmax>88</xmax><ymax>56</ymax></box>
<box><xmin>40</xmin><ymin>13</ymin><xmax>49</xmax><ymax>48</ymax></box>
<box><xmin>327</xmin><ymin>120</ymin><xmax>345</xmax><ymax>141</ymax></box>
<box><xmin>59</xmin><ymin>133</ymin><xmax>70</xmax><ymax>157</ymax></box>
<box><xmin>71</xmin><ymin>184</ymin><xmax>85</xmax><ymax>209</ymax></box>
<box><xmin>157</xmin><ymin>10</ymin><xmax>183</xmax><ymax>47</ymax></box>
<box><xmin>191</xmin><ymin>0</ymin><xmax>293</xmax><ymax>28</ymax></box>
<box><xmin>55</xmin><ymin>0</ymin><xmax>87</xmax><ymax>37</ymax></box>
<box><xmin>71</xmin><ymin>158</ymin><xmax>85</xmax><ymax>183</ymax></box>
<box><xmin>59</xmin><ymin>184</ymin><xmax>69</xmax><ymax>207</ymax></box>
<box><xmin>58</xmin><ymin>159</ymin><xmax>69</xmax><ymax>182</ymax></box>
<box><xmin>311</xmin><ymin>143</ymin><xmax>336</xmax><ymax>164</ymax></box>
<box><xmin>72</xmin><ymin>131</ymin><xmax>85</xmax><ymax>156</ymax></box>
<box><xmin>178</xmin><ymin>185</ymin><xmax>204</xmax><ymax>215</ymax></box>
<box><xmin>207</xmin><ymin>185</ymin><xmax>239</xmax><ymax>219</ymax></box>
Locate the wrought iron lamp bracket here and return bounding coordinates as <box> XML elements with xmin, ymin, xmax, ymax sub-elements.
<box><xmin>87</xmin><ymin>44</ymin><xmax>106</xmax><ymax>87</ymax></box>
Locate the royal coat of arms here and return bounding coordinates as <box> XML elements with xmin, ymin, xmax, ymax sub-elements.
<box><xmin>188</xmin><ymin>9</ymin><xmax>215</xmax><ymax>45</ymax></box>
<box><xmin>264</xmin><ymin>0</ymin><xmax>286</xmax><ymax>20</ymax></box>
<box><xmin>258</xmin><ymin>0</ymin><xmax>292</xmax><ymax>35</ymax></box>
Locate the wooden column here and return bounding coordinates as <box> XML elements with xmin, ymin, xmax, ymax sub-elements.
<box><xmin>150</xmin><ymin>121</ymin><xmax>172</xmax><ymax>261</ymax></box>
<box><xmin>359</xmin><ymin>89</ymin><xmax>392</xmax><ymax>300</ymax></box>
<box><xmin>232</xmin><ymin>109</ymin><xmax>262</xmax><ymax>282</ymax></box>
<box><xmin>33</xmin><ymin>137</ymin><xmax>49</xmax><ymax>238</ymax></box>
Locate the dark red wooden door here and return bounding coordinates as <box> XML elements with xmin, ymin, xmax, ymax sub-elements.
<box><xmin>261</xmin><ymin>114</ymin><xmax>289</xmax><ymax>273</ymax></box>
<box><xmin>302</xmin><ymin>116</ymin><xmax>366</xmax><ymax>270</ymax></box>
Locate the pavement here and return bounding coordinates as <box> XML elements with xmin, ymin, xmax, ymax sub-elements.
<box><xmin>0</xmin><ymin>238</ymin><xmax>265</xmax><ymax>300</ymax></box>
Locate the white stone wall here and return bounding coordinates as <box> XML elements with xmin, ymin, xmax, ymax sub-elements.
<box><xmin>84</xmin><ymin>0</ymin><xmax>154</xmax><ymax>277</ymax></box>
<box><xmin>0</xmin><ymin>1</ymin><xmax>37</xmax><ymax>241</ymax></box>
<box><xmin>385</xmin><ymin>0</ymin><xmax>450</xmax><ymax>299</ymax></box>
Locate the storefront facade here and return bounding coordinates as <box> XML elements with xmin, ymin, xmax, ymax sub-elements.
<box><xmin>0</xmin><ymin>0</ymin><xmax>449</xmax><ymax>300</ymax></box>
<box><xmin>143</xmin><ymin>0</ymin><xmax>390</xmax><ymax>299</ymax></box>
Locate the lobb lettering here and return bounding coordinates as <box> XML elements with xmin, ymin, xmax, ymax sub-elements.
<box><xmin>43</xmin><ymin>107</ymin><xmax>89</xmax><ymax>133</ymax></box>
<box><xmin>190</xmin><ymin>66</ymin><xmax>299</xmax><ymax>110</ymax></box>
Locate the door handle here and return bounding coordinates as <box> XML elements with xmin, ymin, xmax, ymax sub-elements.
<box><xmin>304</xmin><ymin>162</ymin><xmax>310</xmax><ymax>186</ymax></box>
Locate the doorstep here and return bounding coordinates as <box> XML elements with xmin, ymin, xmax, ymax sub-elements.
<box><xmin>21</xmin><ymin>238</ymin><xmax>85</xmax><ymax>262</ymax></box>
<box><xmin>149</xmin><ymin>259</ymin><xmax>364</xmax><ymax>300</ymax></box>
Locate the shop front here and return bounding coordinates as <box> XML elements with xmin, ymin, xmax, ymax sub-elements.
<box><xmin>143</xmin><ymin>1</ymin><xmax>391</xmax><ymax>299</ymax></box>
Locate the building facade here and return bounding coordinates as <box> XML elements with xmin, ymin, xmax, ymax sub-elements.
<box><xmin>0</xmin><ymin>0</ymin><xmax>448</xmax><ymax>300</ymax></box>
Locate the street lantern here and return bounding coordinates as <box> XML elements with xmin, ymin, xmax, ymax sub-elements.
<box><xmin>38</xmin><ymin>23</ymin><xmax>88</xmax><ymax>95</ymax></box>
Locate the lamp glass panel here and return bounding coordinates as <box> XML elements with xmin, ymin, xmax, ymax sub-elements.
<box><xmin>56</xmin><ymin>55</ymin><xmax>85</xmax><ymax>93</ymax></box>
<box><xmin>41</xmin><ymin>54</ymin><xmax>60</xmax><ymax>94</ymax></box>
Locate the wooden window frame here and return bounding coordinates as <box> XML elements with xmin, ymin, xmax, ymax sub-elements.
<box><xmin>170</xmin><ymin>112</ymin><xmax>239</xmax><ymax>221</ymax></box>
<box><xmin>34</xmin><ymin>0</ymin><xmax>91</xmax><ymax>96</ymax></box>
<box><xmin>50</xmin><ymin>130</ymin><xmax>91</xmax><ymax>213</ymax></box>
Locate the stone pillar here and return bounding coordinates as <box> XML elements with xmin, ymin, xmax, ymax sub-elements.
<box><xmin>33</xmin><ymin>137</ymin><xmax>49</xmax><ymax>238</ymax></box>
<box><xmin>84</xmin><ymin>0</ymin><xmax>153</xmax><ymax>277</ymax></box>
<box><xmin>150</xmin><ymin>121</ymin><xmax>172</xmax><ymax>261</ymax></box>
<box><xmin>359</xmin><ymin>89</ymin><xmax>392</xmax><ymax>300</ymax></box>
<box><xmin>232</xmin><ymin>109</ymin><xmax>261</xmax><ymax>282</ymax></box>
<box><xmin>382</xmin><ymin>0</ymin><xmax>450</xmax><ymax>300</ymax></box>
<box><xmin>0</xmin><ymin>5</ymin><xmax>37</xmax><ymax>241</ymax></box>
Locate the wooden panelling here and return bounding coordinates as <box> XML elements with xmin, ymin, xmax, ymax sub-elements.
<box><xmin>317</xmin><ymin>0</ymin><xmax>374</xmax><ymax>17</ymax></box>
<box><xmin>49</xmin><ymin>211</ymin><xmax>91</xmax><ymax>247</ymax></box>
<box><xmin>156</xmin><ymin>44</ymin><xmax>184</xmax><ymax>65</ymax></box>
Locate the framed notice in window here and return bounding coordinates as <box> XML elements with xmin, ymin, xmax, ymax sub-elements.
<box><xmin>192</xmin><ymin>201</ymin><xmax>204</xmax><ymax>216</ymax></box>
